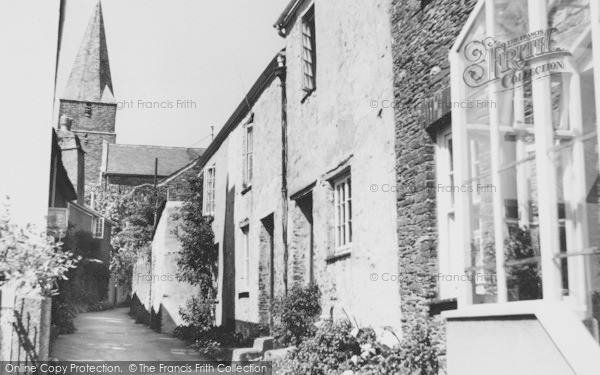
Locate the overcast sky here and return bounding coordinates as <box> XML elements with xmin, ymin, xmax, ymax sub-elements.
<box><xmin>55</xmin><ymin>0</ymin><xmax>286</xmax><ymax>149</ymax></box>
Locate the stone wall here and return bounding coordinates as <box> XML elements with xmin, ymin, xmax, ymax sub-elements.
<box><xmin>389</xmin><ymin>0</ymin><xmax>477</xmax><ymax>322</ymax></box>
<box><xmin>59</xmin><ymin>100</ymin><xmax>117</xmax><ymax>186</ymax></box>
<box><xmin>0</xmin><ymin>286</ymin><xmax>52</xmax><ymax>362</ymax></box>
<box><xmin>131</xmin><ymin>255</ymin><xmax>152</xmax><ymax>325</ymax></box>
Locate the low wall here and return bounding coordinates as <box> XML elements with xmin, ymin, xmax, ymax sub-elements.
<box><xmin>0</xmin><ymin>285</ymin><xmax>52</xmax><ymax>363</ymax></box>
<box><xmin>130</xmin><ymin>202</ymin><xmax>201</xmax><ymax>334</ymax></box>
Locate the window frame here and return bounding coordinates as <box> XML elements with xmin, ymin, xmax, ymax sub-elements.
<box><xmin>241</xmin><ymin>225</ymin><xmax>250</xmax><ymax>290</ymax></box>
<box><xmin>203</xmin><ymin>165</ymin><xmax>216</xmax><ymax>216</ymax></box>
<box><xmin>333</xmin><ymin>174</ymin><xmax>352</xmax><ymax>253</ymax></box>
<box><xmin>436</xmin><ymin>126</ymin><xmax>459</xmax><ymax>300</ymax></box>
<box><xmin>244</xmin><ymin>124</ymin><xmax>254</xmax><ymax>186</ymax></box>
<box><xmin>449</xmin><ymin>0</ymin><xmax>600</xmax><ymax>311</ymax></box>
<box><xmin>92</xmin><ymin>217</ymin><xmax>104</xmax><ymax>239</ymax></box>
<box><xmin>84</xmin><ymin>102</ymin><xmax>92</xmax><ymax>118</ymax></box>
<box><xmin>301</xmin><ymin>5</ymin><xmax>317</xmax><ymax>93</ymax></box>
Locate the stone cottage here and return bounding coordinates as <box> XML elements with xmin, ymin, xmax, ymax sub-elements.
<box><xmin>274</xmin><ymin>0</ymin><xmax>401</xmax><ymax>332</ymax></box>
<box><xmin>190</xmin><ymin>52</ymin><xmax>286</xmax><ymax>335</ymax></box>
<box><xmin>186</xmin><ymin>0</ymin><xmax>401</xmax><ymax>338</ymax></box>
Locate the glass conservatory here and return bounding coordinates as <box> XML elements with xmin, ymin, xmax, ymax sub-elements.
<box><xmin>449</xmin><ymin>0</ymin><xmax>600</xmax><ymax>339</ymax></box>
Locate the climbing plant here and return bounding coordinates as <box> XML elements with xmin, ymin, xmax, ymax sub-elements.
<box><xmin>172</xmin><ymin>174</ymin><xmax>218</xmax><ymax>299</ymax></box>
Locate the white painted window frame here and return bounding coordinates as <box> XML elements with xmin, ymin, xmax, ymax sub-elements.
<box><xmin>242</xmin><ymin>225</ymin><xmax>250</xmax><ymax>289</ymax></box>
<box><xmin>449</xmin><ymin>0</ymin><xmax>600</xmax><ymax>314</ymax></box>
<box><xmin>92</xmin><ymin>217</ymin><xmax>104</xmax><ymax>239</ymax></box>
<box><xmin>333</xmin><ymin>174</ymin><xmax>352</xmax><ymax>253</ymax></box>
<box><xmin>301</xmin><ymin>4</ymin><xmax>316</xmax><ymax>92</ymax></box>
<box><xmin>244</xmin><ymin>124</ymin><xmax>254</xmax><ymax>186</ymax></box>
<box><xmin>203</xmin><ymin>165</ymin><xmax>216</xmax><ymax>216</ymax></box>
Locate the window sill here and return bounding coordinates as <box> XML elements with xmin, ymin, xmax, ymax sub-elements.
<box><xmin>301</xmin><ymin>88</ymin><xmax>315</xmax><ymax>103</ymax></box>
<box><xmin>442</xmin><ymin>300</ymin><xmax>545</xmax><ymax>320</ymax></box>
<box><xmin>241</xmin><ymin>184</ymin><xmax>252</xmax><ymax>195</ymax></box>
<box><xmin>325</xmin><ymin>248</ymin><xmax>352</xmax><ymax>263</ymax></box>
<box><xmin>427</xmin><ymin>298</ymin><xmax>457</xmax><ymax>316</ymax></box>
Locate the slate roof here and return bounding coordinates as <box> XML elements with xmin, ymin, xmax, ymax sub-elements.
<box><xmin>104</xmin><ymin>143</ymin><xmax>204</xmax><ymax>177</ymax></box>
<box><xmin>62</xmin><ymin>1</ymin><xmax>115</xmax><ymax>103</ymax></box>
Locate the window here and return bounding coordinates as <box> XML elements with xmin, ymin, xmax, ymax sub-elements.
<box><xmin>436</xmin><ymin>128</ymin><xmax>459</xmax><ymax>299</ymax></box>
<box><xmin>242</xmin><ymin>226</ymin><xmax>250</xmax><ymax>289</ymax></box>
<box><xmin>92</xmin><ymin>217</ymin><xmax>104</xmax><ymax>239</ymax></box>
<box><xmin>334</xmin><ymin>175</ymin><xmax>352</xmax><ymax>251</ymax></box>
<box><xmin>244</xmin><ymin>125</ymin><xmax>253</xmax><ymax>185</ymax></box>
<box><xmin>203</xmin><ymin>166</ymin><xmax>216</xmax><ymax>215</ymax></box>
<box><xmin>451</xmin><ymin>0</ymin><xmax>600</xmax><ymax>315</ymax></box>
<box><xmin>84</xmin><ymin>103</ymin><xmax>92</xmax><ymax>118</ymax></box>
<box><xmin>301</xmin><ymin>6</ymin><xmax>316</xmax><ymax>92</ymax></box>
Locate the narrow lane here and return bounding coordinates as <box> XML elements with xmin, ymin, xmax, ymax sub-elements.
<box><xmin>50</xmin><ymin>307</ymin><xmax>208</xmax><ymax>361</ymax></box>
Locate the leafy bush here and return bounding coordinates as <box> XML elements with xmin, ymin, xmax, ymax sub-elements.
<box><xmin>272</xmin><ymin>283</ymin><xmax>321</xmax><ymax>347</ymax></box>
<box><xmin>0</xmin><ymin>209</ymin><xmax>78</xmax><ymax>296</ymax></box>
<box><xmin>179</xmin><ymin>296</ymin><xmax>215</xmax><ymax>335</ymax></box>
<box><xmin>274</xmin><ymin>316</ymin><xmax>443</xmax><ymax>375</ymax></box>
<box><xmin>283</xmin><ymin>320</ymin><xmax>359</xmax><ymax>375</ymax></box>
<box><xmin>191</xmin><ymin>326</ymin><xmax>245</xmax><ymax>359</ymax></box>
<box><xmin>505</xmin><ymin>226</ymin><xmax>542</xmax><ymax>300</ymax></box>
<box><xmin>352</xmin><ymin>316</ymin><xmax>443</xmax><ymax>375</ymax></box>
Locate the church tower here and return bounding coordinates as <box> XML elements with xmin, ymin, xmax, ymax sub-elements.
<box><xmin>59</xmin><ymin>1</ymin><xmax>116</xmax><ymax>188</ymax></box>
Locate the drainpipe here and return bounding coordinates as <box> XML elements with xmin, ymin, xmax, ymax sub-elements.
<box><xmin>277</xmin><ymin>51</ymin><xmax>289</xmax><ymax>296</ymax></box>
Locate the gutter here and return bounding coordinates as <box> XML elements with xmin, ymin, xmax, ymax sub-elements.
<box><xmin>273</xmin><ymin>0</ymin><xmax>304</xmax><ymax>37</ymax></box>
<box><xmin>170</xmin><ymin>52</ymin><xmax>284</xmax><ymax>178</ymax></box>
<box><xmin>276</xmin><ymin>52</ymin><xmax>289</xmax><ymax>295</ymax></box>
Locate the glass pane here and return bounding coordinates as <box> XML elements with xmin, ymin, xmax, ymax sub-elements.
<box><xmin>544</xmin><ymin>0</ymin><xmax>599</xmax><ymax>340</ymax></box>
<box><xmin>467</xmin><ymin>173</ymin><xmax>498</xmax><ymax>304</ymax></box>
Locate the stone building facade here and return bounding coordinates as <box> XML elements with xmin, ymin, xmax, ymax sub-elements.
<box><xmin>390</xmin><ymin>0</ymin><xmax>477</xmax><ymax>325</ymax></box>
<box><xmin>178</xmin><ymin>0</ymin><xmax>402</xmax><ymax>338</ymax></box>
<box><xmin>275</xmin><ymin>0</ymin><xmax>401</xmax><ymax>331</ymax></box>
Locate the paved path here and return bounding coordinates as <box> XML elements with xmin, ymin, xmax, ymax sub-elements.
<box><xmin>50</xmin><ymin>308</ymin><xmax>209</xmax><ymax>361</ymax></box>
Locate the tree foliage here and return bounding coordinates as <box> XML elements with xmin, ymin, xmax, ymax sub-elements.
<box><xmin>0</xmin><ymin>207</ymin><xmax>79</xmax><ymax>296</ymax></box>
<box><xmin>88</xmin><ymin>184</ymin><xmax>166</xmax><ymax>289</ymax></box>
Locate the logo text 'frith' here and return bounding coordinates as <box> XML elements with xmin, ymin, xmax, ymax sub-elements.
<box><xmin>463</xmin><ymin>28</ymin><xmax>571</xmax><ymax>90</ymax></box>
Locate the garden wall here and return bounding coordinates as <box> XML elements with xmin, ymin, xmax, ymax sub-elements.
<box><xmin>0</xmin><ymin>285</ymin><xmax>52</xmax><ymax>363</ymax></box>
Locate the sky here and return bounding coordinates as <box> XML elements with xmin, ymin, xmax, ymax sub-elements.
<box><xmin>55</xmin><ymin>0</ymin><xmax>286</xmax><ymax>149</ymax></box>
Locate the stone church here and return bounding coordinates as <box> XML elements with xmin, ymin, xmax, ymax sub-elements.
<box><xmin>57</xmin><ymin>1</ymin><xmax>203</xmax><ymax>190</ymax></box>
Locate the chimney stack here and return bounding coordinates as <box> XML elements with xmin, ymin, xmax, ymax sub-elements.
<box><xmin>59</xmin><ymin>114</ymin><xmax>72</xmax><ymax>131</ymax></box>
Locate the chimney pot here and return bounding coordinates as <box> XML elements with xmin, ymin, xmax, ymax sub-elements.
<box><xmin>59</xmin><ymin>114</ymin><xmax>72</xmax><ymax>131</ymax></box>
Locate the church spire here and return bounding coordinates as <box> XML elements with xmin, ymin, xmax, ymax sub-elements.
<box><xmin>62</xmin><ymin>1</ymin><xmax>114</xmax><ymax>103</ymax></box>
